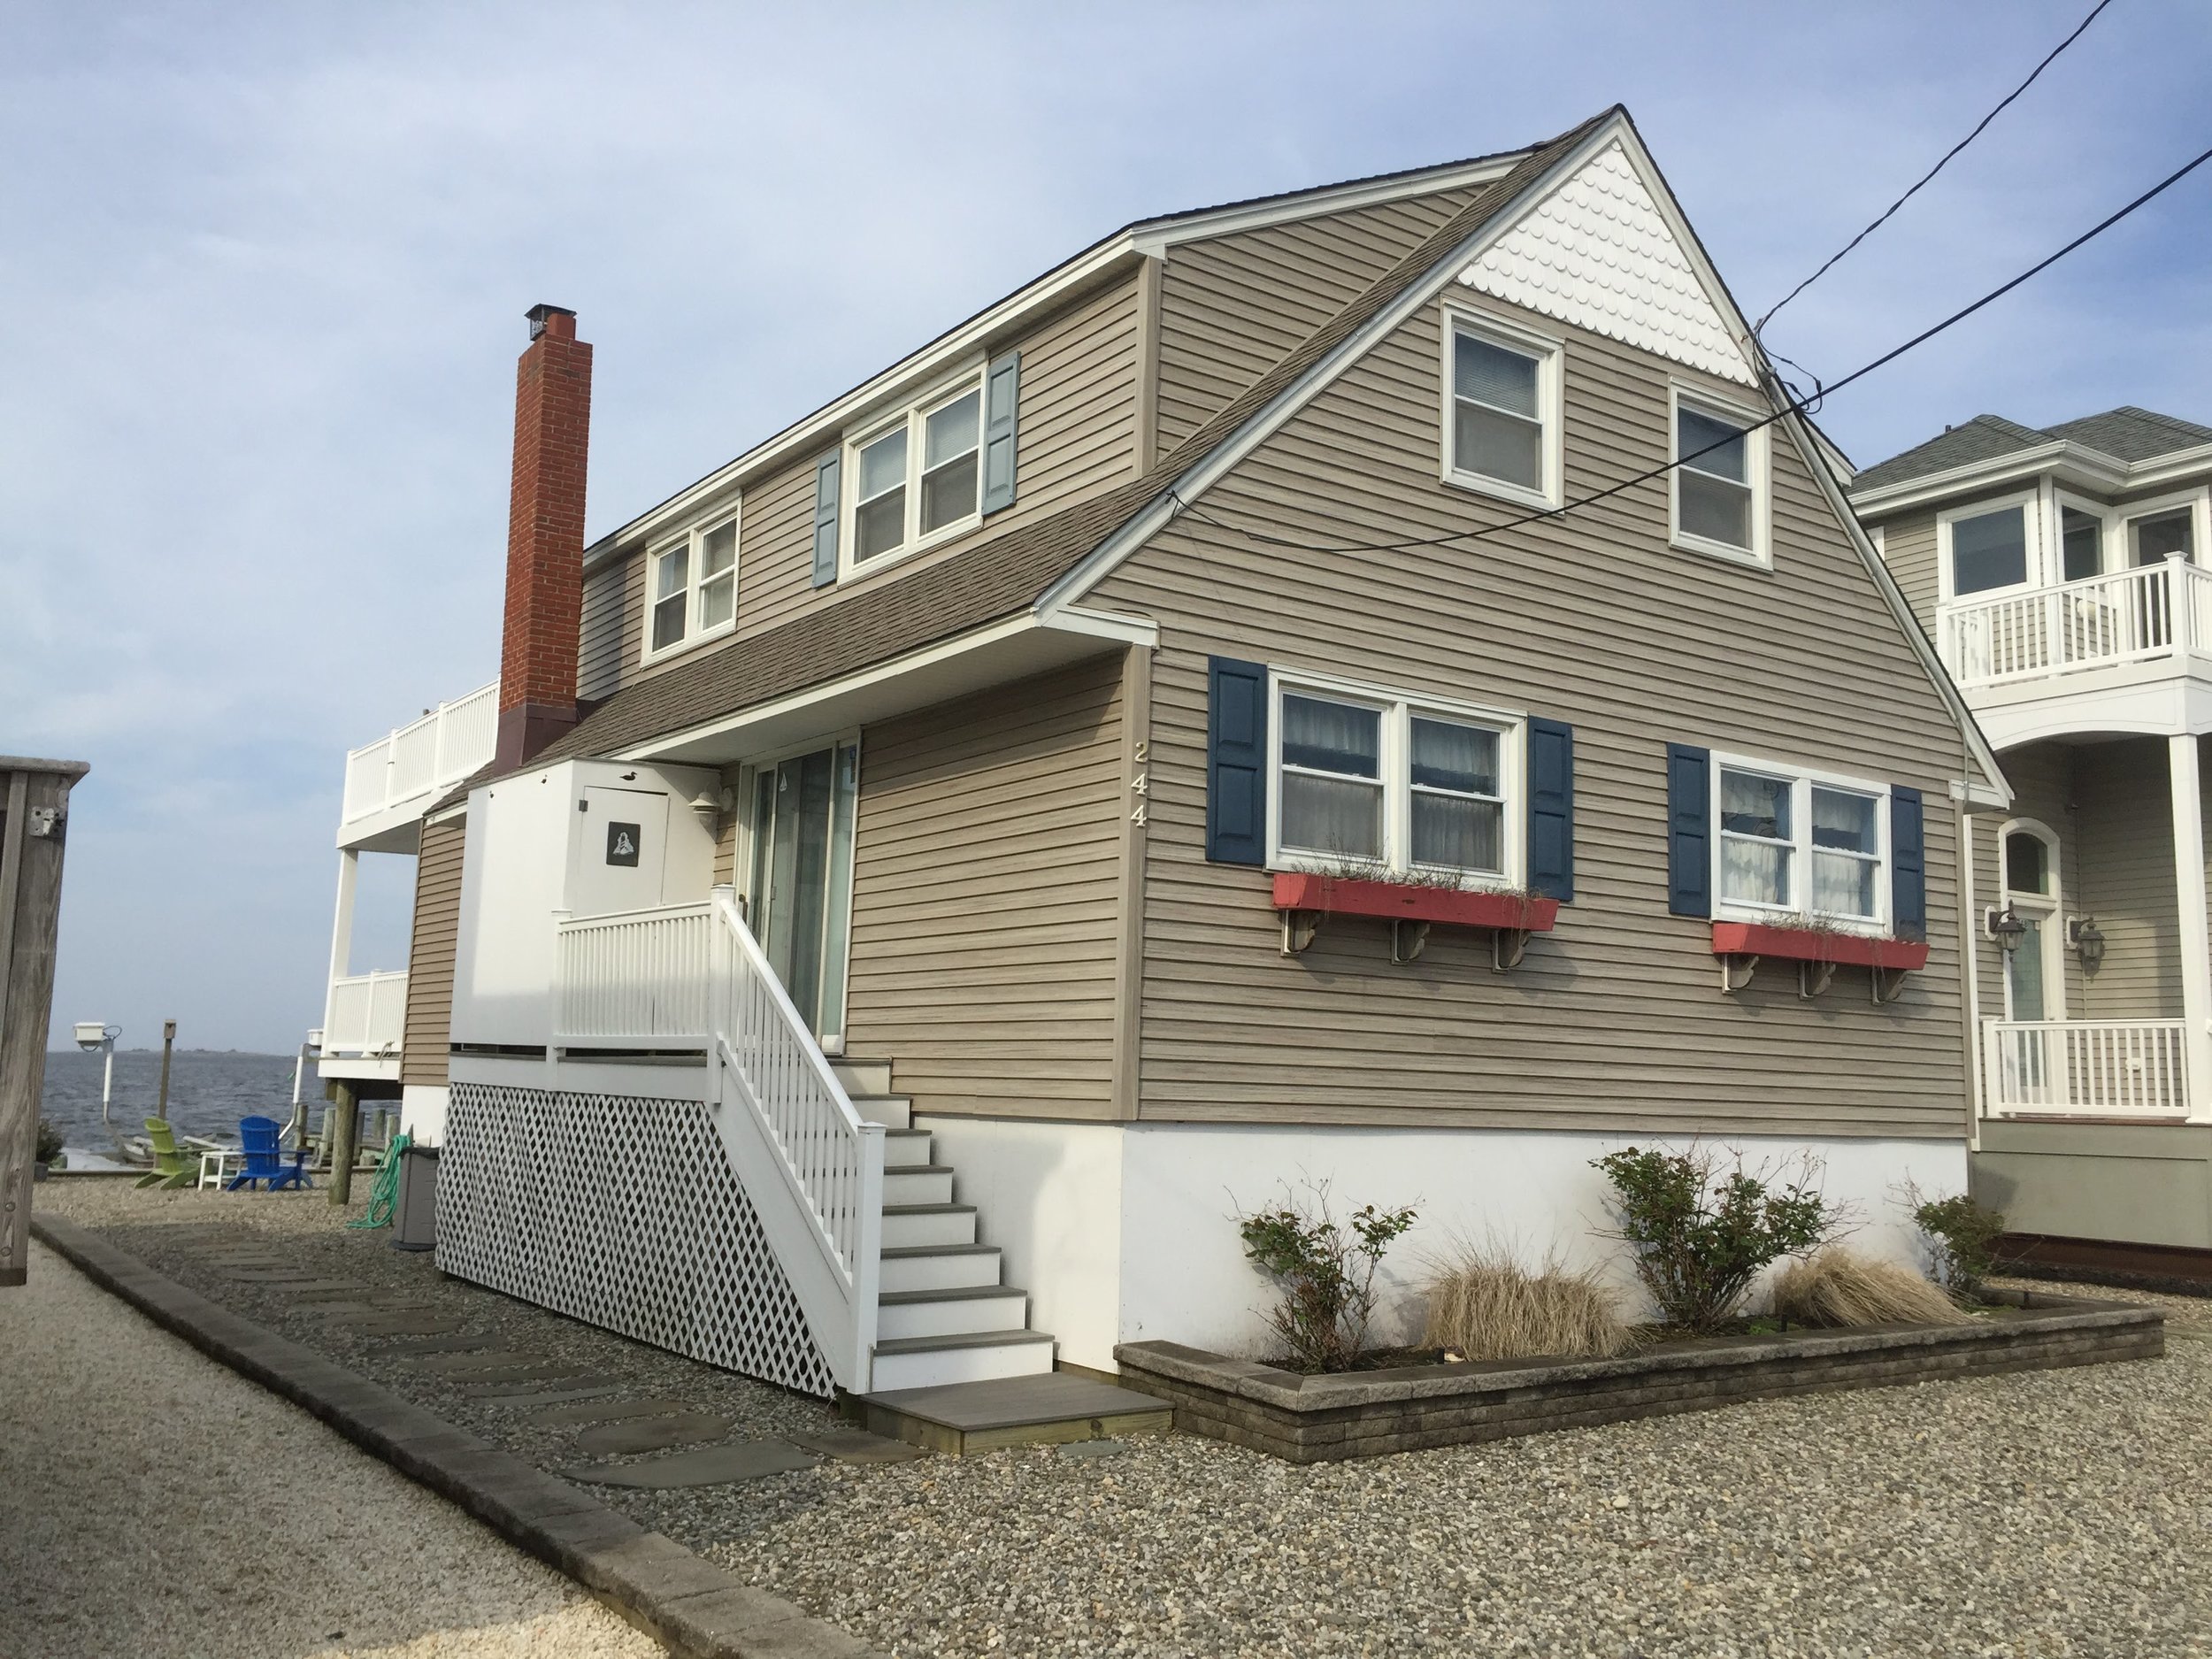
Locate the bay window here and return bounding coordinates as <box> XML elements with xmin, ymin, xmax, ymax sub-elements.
<box><xmin>1714</xmin><ymin>757</ymin><xmax>1888</xmax><ymax>930</ymax></box>
<box><xmin>1271</xmin><ymin>674</ymin><xmax>1520</xmax><ymax>883</ymax></box>
<box><xmin>1940</xmin><ymin>499</ymin><xmax>2031</xmax><ymax>598</ymax></box>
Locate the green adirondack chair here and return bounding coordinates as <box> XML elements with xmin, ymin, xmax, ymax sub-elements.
<box><xmin>134</xmin><ymin>1118</ymin><xmax>196</xmax><ymax>1189</ymax></box>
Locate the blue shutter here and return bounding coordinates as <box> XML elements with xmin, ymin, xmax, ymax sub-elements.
<box><xmin>1207</xmin><ymin>657</ymin><xmax>1269</xmax><ymax>866</ymax></box>
<box><xmin>1665</xmin><ymin>742</ymin><xmax>1711</xmax><ymax>918</ymax></box>
<box><xmin>1892</xmin><ymin>787</ymin><xmax>1926</xmax><ymax>941</ymax></box>
<box><xmin>810</xmin><ymin>450</ymin><xmax>841</xmax><ymax>588</ymax></box>
<box><xmin>1526</xmin><ymin>718</ymin><xmax>1574</xmax><ymax>902</ymax></box>
<box><xmin>981</xmin><ymin>349</ymin><xmax>1020</xmax><ymax>514</ymax></box>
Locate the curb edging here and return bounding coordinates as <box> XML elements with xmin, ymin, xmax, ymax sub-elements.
<box><xmin>30</xmin><ymin>1215</ymin><xmax>878</xmax><ymax>1659</ymax></box>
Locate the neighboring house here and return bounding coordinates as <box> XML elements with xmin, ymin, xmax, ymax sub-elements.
<box><xmin>326</xmin><ymin>104</ymin><xmax>2009</xmax><ymax>1401</ymax></box>
<box><xmin>1853</xmin><ymin>406</ymin><xmax>2212</xmax><ymax>1272</ymax></box>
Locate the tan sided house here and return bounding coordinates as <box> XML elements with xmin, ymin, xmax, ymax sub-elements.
<box><xmin>317</xmin><ymin>106</ymin><xmax>2010</xmax><ymax>1397</ymax></box>
<box><xmin>1854</xmin><ymin>407</ymin><xmax>2212</xmax><ymax>1272</ymax></box>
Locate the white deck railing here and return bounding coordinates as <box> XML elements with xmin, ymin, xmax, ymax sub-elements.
<box><xmin>1982</xmin><ymin>1018</ymin><xmax>2191</xmax><ymax>1118</ymax></box>
<box><xmin>1939</xmin><ymin>557</ymin><xmax>2212</xmax><ymax>690</ymax></box>
<box><xmin>322</xmin><ymin>969</ymin><xmax>408</xmax><ymax>1058</ymax></box>
<box><xmin>546</xmin><ymin>888</ymin><xmax>884</xmax><ymax>1389</ymax></box>
<box><xmin>555</xmin><ymin>902</ymin><xmax>713</xmax><ymax>1046</ymax></box>
<box><xmin>341</xmin><ymin>680</ymin><xmax>499</xmax><ymax>830</ymax></box>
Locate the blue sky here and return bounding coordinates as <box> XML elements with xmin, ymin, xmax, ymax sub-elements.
<box><xmin>6</xmin><ymin>1</ymin><xmax>2208</xmax><ymax>1051</ymax></box>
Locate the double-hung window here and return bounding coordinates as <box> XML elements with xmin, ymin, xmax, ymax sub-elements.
<box><xmin>645</xmin><ymin>513</ymin><xmax>740</xmax><ymax>659</ymax></box>
<box><xmin>1671</xmin><ymin>389</ymin><xmax>1768</xmax><ymax>565</ymax></box>
<box><xmin>1442</xmin><ymin>311</ymin><xmax>1560</xmax><ymax>508</ymax></box>
<box><xmin>1713</xmin><ymin>757</ymin><xmax>1887</xmax><ymax>930</ymax></box>
<box><xmin>1271</xmin><ymin>674</ymin><xmax>1518</xmax><ymax>884</ymax></box>
<box><xmin>849</xmin><ymin>377</ymin><xmax>984</xmax><ymax>570</ymax></box>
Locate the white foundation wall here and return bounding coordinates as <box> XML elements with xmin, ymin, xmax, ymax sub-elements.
<box><xmin>399</xmin><ymin>1084</ymin><xmax>449</xmax><ymax>1146</ymax></box>
<box><xmin>1113</xmin><ymin>1125</ymin><xmax>1969</xmax><ymax>1362</ymax></box>
<box><xmin>914</xmin><ymin>1116</ymin><xmax>1126</xmax><ymax>1372</ymax></box>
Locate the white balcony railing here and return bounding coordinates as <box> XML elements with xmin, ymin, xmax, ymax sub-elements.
<box><xmin>555</xmin><ymin>902</ymin><xmax>714</xmax><ymax>1046</ymax></box>
<box><xmin>1982</xmin><ymin>1018</ymin><xmax>2191</xmax><ymax>1118</ymax></box>
<box><xmin>1939</xmin><ymin>557</ymin><xmax>2212</xmax><ymax>690</ymax></box>
<box><xmin>322</xmin><ymin>969</ymin><xmax>408</xmax><ymax>1059</ymax></box>
<box><xmin>341</xmin><ymin>680</ymin><xmax>499</xmax><ymax>831</ymax></box>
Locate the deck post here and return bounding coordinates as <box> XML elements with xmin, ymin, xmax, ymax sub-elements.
<box><xmin>324</xmin><ymin>849</ymin><xmax>358</xmax><ymax>1041</ymax></box>
<box><xmin>327</xmin><ymin>1080</ymin><xmax>359</xmax><ymax>1205</ymax></box>
<box><xmin>2168</xmin><ymin>733</ymin><xmax>2212</xmax><ymax>1123</ymax></box>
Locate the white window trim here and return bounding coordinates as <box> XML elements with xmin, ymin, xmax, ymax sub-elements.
<box><xmin>1263</xmin><ymin>666</ymin><xmax>1527</xmax><ymax>888</ymax></box>
<box><xmin>1936</xmin><ymin>489</ymin><xmax>2042</xmax><ymax>603</ymax></box>
<box><xmin>1438</xmin><ymin>304</ymin><xmax>1563</xmax><ymax>512</ymax></box>
<box><xmin>1709</xmin><ymin>749</ymin><xmax>1892</xmax><ymax>936</ymax></box>
<box><xmin>1667</xmin><ymin>383</ymin><xmax>1770</xmax><ymax>570</ymax></box>
<box><xmin>735</xmin><ymin>728</ymin><xmax>864</xmax><ymax>1055</ymax></box>
<box><xmin>2116</xmin><ymin>484</ymin><xmax>2211</xmax><ymax>570</ymax></box>
<box><xmin>1996</xmin><ymin>816</ymin><xmax>2065</xmax><ymax>1024</ymax></box>
<box><xmin>640</xmin><ymin>505</ymin><xmax>743</xmax><ymax>666</ymax></box>
<box><xmin>2052</xmin><ymin>489</ymin><xmax>2114</xmax><ymax>584</ymax></box>
<box><xmin>838</xmin><ymin>363</ymin><xmax>988</xmax><ymax>580</ymax></box>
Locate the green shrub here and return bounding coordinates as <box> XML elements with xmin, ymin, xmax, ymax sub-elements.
<box><xmin>1592</xmin><ymin>1145</ymin><xmax>1838</xmax><ymax>1333</ymax></box>
<box><xmin>1236</xmin><ymin>1182</ymin><xmax>1416</xmax><ymax>1372</ymax></box>
<box><xmin>1913</xmin><ymin>1191</ymin><xmax>2008</xmax><ymax>1298</ymax></box>
<box><xmin>35</xmin><ymin>1118</ymin><xmax>64</xmax><ymax>1164</ymax></box>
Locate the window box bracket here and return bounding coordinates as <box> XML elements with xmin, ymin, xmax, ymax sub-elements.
<box><xmin>1272</xmin><ymin>872</ymin><xmax>1560</xmax><ymax>966</ymax></box>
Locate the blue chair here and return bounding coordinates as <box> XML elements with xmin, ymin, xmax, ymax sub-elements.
<box><xmin>227</xmin><ymin>1115</ymin><xmax>312</xmax><ymax>1192</ymax></box>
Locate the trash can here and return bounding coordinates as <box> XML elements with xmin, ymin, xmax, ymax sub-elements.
<box><xmin>393</xmin><ymin>1144</ymin><xmax>440</xmax><ymax>1253</ymax></box>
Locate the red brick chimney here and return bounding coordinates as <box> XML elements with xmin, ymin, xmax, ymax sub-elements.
<box><xmin>494</xmin><ymin>303</ymin><xmax>592</xmax><ymax>770</ymax></box>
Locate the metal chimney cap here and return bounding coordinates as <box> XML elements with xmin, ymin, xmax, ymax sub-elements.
<box><xmin>526</xmin><ymin>303</ymin><xmax>577</xmax><ymax>341</ymax></box>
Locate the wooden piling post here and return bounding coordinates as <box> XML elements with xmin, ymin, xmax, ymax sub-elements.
<box><xmin>0</xmin><ymin>757</ymin><xmax>91</xmax><ymax>1287</ymax></box>
<box><xmin>156</xmin><ymin>1018</ymin><xmax>176</xmax><ymax>1120</ymax></box>
<box><xmin>328</xmin><ymin>1081</ymin><xmax>358</xmax><ymax>1206</ymax></box>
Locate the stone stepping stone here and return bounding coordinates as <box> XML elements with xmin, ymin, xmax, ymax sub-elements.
<box><xmin>457</xmin><ymin>1378</ymin><xmax>627</xmax><ymax>1404</ymax></box>
<box><xmin>296</xmin><ymin>1300</ymin><xmax>442</xmax><ymax>1318</ymax></box>
<box><xmin>560</xmin><ymin>1440</ymin><xmax>819</xmax><ymax>1488</ymax></box>
<box><xmin>380</xmin><ymin>1333</ymin><xmax>503</xmax><ymax>1356</ymax></box>
<box><xmin>252</xmin><ymin>1279</ymin><xmax>365</xmax><ymax>1295</ymax></box>
<box><xmin>219</xmin><ymin>1269</ymin><xmax>328</xmax><ymax>1282</ymax></box>
<box><xmin>334</xmin><ymin>1314</ymin><xmax>468</xmax><ymax>1337</ymax></box>
<box><xmin>432</xmin><ymin>1362</ymin><xmax>584</xmax><ymax>1388</ymax></box>
<box><xmin>404</xmin><ymin>1349</ymin><xmax>541</xmax><ymax>1376</ymax></box>
<box><xmin>530</xmin><ymin>1396</ymin><xmax>695</xmax><ymax>1428</ymax></box>
<box><xmin>573</xmin><ymin>1413</ymin><xmax>730</xmax><ymax>1457</ymax></box>
<box><xmin>787</xmin><ymin>1425</ymin><xmax>928</xmax><ymax>1465</ymax></box>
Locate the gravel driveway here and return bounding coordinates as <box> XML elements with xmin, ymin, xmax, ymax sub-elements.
<box><xmin>0</xmin><ymin>1235</ymin><xmax>663</xmax><ymax>1659</ymax></box>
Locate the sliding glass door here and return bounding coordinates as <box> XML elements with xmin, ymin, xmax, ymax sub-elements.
<box><xmin>746</xmin><ymin>741</ymin><xmax>858</xmax><ymax>1047</ymax></box>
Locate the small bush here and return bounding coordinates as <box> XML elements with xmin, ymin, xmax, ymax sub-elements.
<box><xmin>1592</xmin><ymin>1145</ymin><xmax>1839</xmax><ymax>1333</ymax></box>
<box><xmin>1912</xmin><ymin>1190</ymin><xmax>2008</xmax><ymax>1298</ymax></box>
<box><xmin>1770</xmin><ymin>1247</ymin><xmax>1968</xmax><ymax>1328</ymax></box>
<box><xmin>35</xmin><ymin>1118</ymin><xmax>64</xmax><ymax>1164</ymax></box>
<box><xmin>1423</xmin><ymin>1248</ymin><xmax>1632</xmax><ymax>1361</ymax></box>
<box><xmin>1236</xmin><ymin>1181</ymin><xmax>1416</xmax><ymax>1373</ymax></box>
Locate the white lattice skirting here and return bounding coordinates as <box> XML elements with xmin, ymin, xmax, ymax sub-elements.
<box><xmin>440</xmin><ymin>1083</ymin><xmax>835</xmax><ymax>1398</ymax></box>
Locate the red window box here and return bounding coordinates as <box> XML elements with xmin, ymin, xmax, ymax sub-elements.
<box><xmin>1709</xmin><ymin>921</ymin><xmax>1928</xmax><ymax>972</ymax></box>
<box><xmin>1271</xmin><ymin>872</ymin><xmax>1560</xmax><ymax>933</ymax></box>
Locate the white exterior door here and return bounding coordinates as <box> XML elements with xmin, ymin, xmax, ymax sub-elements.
<box><xmin>574</xmin><ymin>786</ymin><xmax>671</xmax><ymax>918</ymax></box>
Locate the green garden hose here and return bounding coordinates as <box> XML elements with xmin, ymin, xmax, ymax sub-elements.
<box><xmin>348</xmin><ymin>1133</ymin><xmax>411</xmax><ymax>1230</ymax></box>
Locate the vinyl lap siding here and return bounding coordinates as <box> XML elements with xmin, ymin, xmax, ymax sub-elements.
<box><xmin>578</xmin><ymin>555</ymin><xmax>637</xmax><ymax>702</ymax></box>
<box><xmin>400</xmin><ymin>814</ymin><xmax>467</xmax><ymax>1087</ymax></box>
<box><xmin>1153</xmin><ymin>189</ymin><xmax>1481</xmax><ymax>455</ymax></box>
<box><xmin>1094</xmin><ymin>296</ymin><xmax>1975</xmax><ymax>1141</ymax></box>
<box><xmin>2074</xmin><ymin>739</ymin><xmax>2183</xmax><ymax>1019</ymax></box>
<box><xmin>628</xmin><ymin>273</ymin><xmax>1143</xmax><ymax>690</ymax></box>
<box><xmin>1876</xmin><ymin>509</ymin><xmax>1939</xmax><ymax>634</ymax></box>
<box><xmin>842</xmin><ymin>655</ymin><xmax>1125</xmax><ymax>1119</ymax></box>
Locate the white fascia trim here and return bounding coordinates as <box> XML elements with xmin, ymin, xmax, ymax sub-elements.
<box><xmin>1037</xmin><ymin>118</ymin><xmax>1633</xmax><ymax>618</ymax></box>
<box><xmin>424</xmin><ymin>798</ymin><xmax>469</xmax><ymax>826</ymax></box>
<box><xmin>1849</xmin><ymin>442</ymin><xmax>2132</xmax><ymax>518</ymax></box>
<box><xmin>1127</xmin><ymin>156</ymin><xmax>1525</xmax><ymax>257</ymax></box>
<box><xmin>613</xmin><ymin>609</ymin><xmax>1157</xmax><ymax>764</ymax></box>
<box><xmin>1949</xmin><ymin>778</ymin><xmax>2011</xmax><ymax>811</ymax></box>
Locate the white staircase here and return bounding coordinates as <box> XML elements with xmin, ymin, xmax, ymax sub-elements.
<box><xmin>833</xmin><ymin>1057</ymin><xmax>1058</xmax><ymax>1393</ymax></box>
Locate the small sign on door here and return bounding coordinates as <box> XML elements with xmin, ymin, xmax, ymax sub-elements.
<box><xmin>606</xmin><ymin>822</ymin><xmax>641</xmax><ymax>866</ymax></box>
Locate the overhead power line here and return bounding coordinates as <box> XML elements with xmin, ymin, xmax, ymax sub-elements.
<box><xmin>1755</xmin><ymin>0</ymin><xmax>2115</xmax><ymax>340</ymax></box>
<box><xmin>1169</xmin><ymin>137</ymin><xmax>2212</xmax><ymax>560</ymax></box>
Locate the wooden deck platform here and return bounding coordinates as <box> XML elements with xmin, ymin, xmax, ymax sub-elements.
<box><xmin>852</xmin><ymin>1371</ymin><xmax>1173</xmax><ymax>1455</ymax></box>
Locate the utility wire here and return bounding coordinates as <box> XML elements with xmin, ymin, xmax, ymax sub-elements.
<box><xmin>1170</xmin><ymin>137</ymin><xmax>2212</xmax><ymax>560</ymax></box>
<box><xmin>1755</xmin><ymin>0</ymin><xmax>2115</xmax><ymax>338</ymax></box>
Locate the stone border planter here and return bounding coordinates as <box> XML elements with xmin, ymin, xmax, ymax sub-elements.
<box><xmin>1116</xmin><ymin>1290</ymin><xmax>2162</xmax><ymax>1464</ymax></box>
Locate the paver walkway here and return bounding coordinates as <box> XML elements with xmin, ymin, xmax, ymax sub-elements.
<box><xmin>0</xmin><ymin>1238</ymin><xmax>661</xmax><ymax>1659</ymax></box>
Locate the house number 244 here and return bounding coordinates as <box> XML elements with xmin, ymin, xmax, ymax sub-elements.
<box><xmin>1130</xmin><ymin>741</ymin><xmax>1148</xmax><ymax>826</ymax></box>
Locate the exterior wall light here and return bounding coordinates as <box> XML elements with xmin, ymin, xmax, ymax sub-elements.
<box><xmin>1985</xmin><ymin>904</ymin><xmax>2027</xmax><ymax>952</ymax></box>
<box><xmin>2068</xmin><ymin>915</ymin><xmax>2107</xmax><ymax>974</ymax></box>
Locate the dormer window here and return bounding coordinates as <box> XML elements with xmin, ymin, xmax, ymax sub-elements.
<box><xmin>1670</xmin><ymin>388</ymin><xmax>1769</xmax><ymax>566</ymax></box>
<box><xmin>849</xmin><ymin>378</ymin><xmax>985</xmax><ymax>569</ymax></box>
<box><xmin>645</xmin><ymin>513</ymin><xmax>739</xmax><ymax>660</ymax></box>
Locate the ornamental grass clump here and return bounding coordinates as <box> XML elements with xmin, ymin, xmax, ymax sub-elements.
<box><xmin>1422</xmin><ymin>1247</ymin><xmax>1632</xmax><ymax>1361</ymax></box>
<box><xmin>1236</xmin><ymin>1181</ymin><xmax>1416</xmax><ymax>1373</ymax></box>
<box><xmin>1592</xmin><ymin>1145</ymin><xmax>1839</xmax><ymax>1334</ymax></box>
<box><xmin>1770</xmin><ymin>1247</ymin><xmax>1969</xmax><ymax>1328</ymax></box>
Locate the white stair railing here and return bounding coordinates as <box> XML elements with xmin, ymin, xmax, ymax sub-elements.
<box><xmin>703</xmin><ymin>887</ymin><xmax>884</xmax><ymax>1392</ymax></box>
<box><xmin>555</xmin><ymin>902</ymin><xmax>712</xmax><ymax>1046</ymax></box>
<box><xmin>1982</xmin><ymin>1018</ymin><xmax>2190</xmax><ymax>1117</ymax></box>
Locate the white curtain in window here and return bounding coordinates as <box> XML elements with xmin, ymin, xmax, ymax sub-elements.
<box><xmin>1721</xmin><ymin>839</ymin><xmax>1790</xmax><ymax>907</ymax></box>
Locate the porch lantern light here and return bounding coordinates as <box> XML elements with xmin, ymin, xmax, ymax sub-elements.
<box><xmin>1986</xmin><ymin>904</ymin><xmax>2027</xmax><ymax>953</ymax></box>
<box><xmin>689</xmin><ymin>790</ymin><xmax>721</xmax><ymax>826</ymax></box>
<box><xmin>2069</xmin><ymin>915</ymin><xmax>2107</xmax><ymax>974</ymax></box>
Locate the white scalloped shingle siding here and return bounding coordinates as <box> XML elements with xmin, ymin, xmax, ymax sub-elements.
<box><xmin>1459</xmin><ymin>141</ymin><xmax>1756</xmax><ymax>387</ymax></box>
